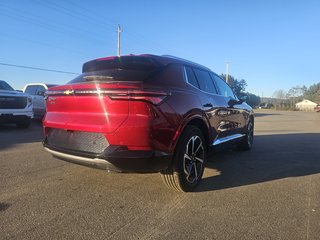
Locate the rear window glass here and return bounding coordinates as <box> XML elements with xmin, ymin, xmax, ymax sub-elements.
<box><xmin>69</xmin><ymin>56</ymin><xmax>163</xmax><ymax>83</ymax></box>
<box><xmin>68</xmin><ymin>69</ymin><xmax>159</xmax><ymax>83</ymax></box>
<box><xmin>24</xmin><ymin>85</ymin><xmax>38</xmax><ymax>95</ymax></box>
<box><xmin>0</xmin><ymin>81</ymin><xmax>14</xmax><ymax>91</ymax></box>
<box><xmin>37</xmin><ymin>85</ymin><xmax>46</xmax><ymax>93</ymax></box>
<box><xmin>83</xmin><ymin>56</ymin><xmax>159</xmax><ymax>72</ymax></box>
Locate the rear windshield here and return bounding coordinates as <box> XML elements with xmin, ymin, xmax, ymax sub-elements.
<box><xmin>69</xmin><ymin>56</ymin><xmax>163</xmax><ymax>84</ymax></box>
<box><xmin>0</xmin><ymin>81</ymin><xmax>14</xmax><ymax>91</ymax></box>
<box><xmin>68</xmin><ymin>69</ymin><xmax>160</xmax><ymax>84</ymax></box>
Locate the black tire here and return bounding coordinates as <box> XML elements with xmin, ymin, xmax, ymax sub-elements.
<box><xmin>16</xmin><ymin>118</ymin><xmax>31</xmax><ymax>128</ymax></box>
<box><xmin>161</xmin><ymin>126</ymin><xmax>206</xmax><ymax>192</ymax></box>
<box><xmin>237</xmin><ymin>119</ymin><xmax>254</xmax><ymax>151</ymax></box>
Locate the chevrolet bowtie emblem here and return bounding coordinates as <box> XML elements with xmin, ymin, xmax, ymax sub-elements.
<box><xmin>64</xmin><ymin>90</ymin><xmax>74</xmax><ymax>95</ymax></box>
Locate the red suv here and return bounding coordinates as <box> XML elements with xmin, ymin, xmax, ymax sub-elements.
<box><xmin>43</xmin><ymin>55</ymin><xmax>254</xmax><ymax>192</ymax></box>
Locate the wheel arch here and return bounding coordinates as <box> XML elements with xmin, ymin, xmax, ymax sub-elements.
<box><xmin>170</xmin><ymin>114</ymin><xmax>212</xmax><ymax>153</ymax></box>
<box><xmin>162</xmin><ymin>118</ymin><xmax>209</xmax><ymax>192</ymax></box>
<box><xmin>187</xmin><ymin>118</ymin><xmax>210</xmax><ymax>147</ymax></box>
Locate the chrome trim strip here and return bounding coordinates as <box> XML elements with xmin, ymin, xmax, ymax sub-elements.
<box><xmin>46</xmin><ymin>89</ymin><xmax>170</xmax><ymax>97</ymax></box>
<box><xmin>212</xmin><ymin>134</ymin><xmax>245</xmax><ymax>146</ymax></box>
<box><xmin>44</xmin><ymin>147</ymin><xmax>109</xmax><ymax>167</ymax></box>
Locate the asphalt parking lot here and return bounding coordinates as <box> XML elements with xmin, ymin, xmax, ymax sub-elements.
<box><xmin>1</xmin><ymin>110</ymin><xmax>319</xmax><ymax>240</ymax></box>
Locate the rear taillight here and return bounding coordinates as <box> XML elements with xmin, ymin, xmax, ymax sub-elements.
<box><xmin>46</xmin><ymin>89</ymin><xmax>170</xmax><ymax>105</ymax></box>
<box><xmin>108</xmin><ymin>90</ymin><xmax>170</xmax><ymax>105</ymax></box>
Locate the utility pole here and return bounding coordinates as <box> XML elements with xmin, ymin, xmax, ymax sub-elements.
<box><xmin>226</xmin><ymin>62</ymin><xmax>229</xmax><ymax>84</ymax></box>
<box><xmin>117</xmin><ymin>24</ymin><xmax>122</xmax><ymax>57</ymax></box>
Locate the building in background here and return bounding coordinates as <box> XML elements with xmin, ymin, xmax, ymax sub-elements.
<box><xmin>295</xmin><ymin>99</ymin><xmax>319</xmax><ymax>111</ymax></box>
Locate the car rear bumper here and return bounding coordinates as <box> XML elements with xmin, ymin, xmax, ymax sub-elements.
<box><xmin>43</xmin><ymin>144</ymin><xmax>172</xmax><ymax>173</ymax></box>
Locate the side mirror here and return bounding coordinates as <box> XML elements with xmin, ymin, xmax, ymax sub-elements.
<box><xmin>228</xmin><ymin>98</ymin><xmax>239</xmax><ymax>107</ymax></box>
<box><xmin>228</xmin><ymin>95</ymin><xmax>248</xmax><ymax>107</ymax></box>
<box><xmin>239</xmin><ymin>95</ymin><xmax>248</xmax><ymax>103</ymax></box>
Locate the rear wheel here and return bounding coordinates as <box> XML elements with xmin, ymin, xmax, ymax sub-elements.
<box><xmin>161</xmin><ymin>126</ymin><xmax>206</xmax><ymax>192</ymax></box>
<box><xmin>238</xmin><ymin>119</ymin><xmax>254</xmax><ymax>151</ymax></box>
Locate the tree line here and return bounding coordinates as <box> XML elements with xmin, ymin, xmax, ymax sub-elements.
<box><xmin>273</xmin><ymin>83</ymin><xmax>320</xmax><ymax>103</ymax></box>
<box><xmin>219</xmin><ymin>73</ymin><xmax>320</xmax><ymax>110</ymax></box>
<box><xmin>220</xmin><ymin>74</ymin><xmax>261</xmax><ymax>108</ymax></box>
<box><xmin>272</xmin><ymin>83</ymin><xmax>320</xmax><ymax>109</ymax></box>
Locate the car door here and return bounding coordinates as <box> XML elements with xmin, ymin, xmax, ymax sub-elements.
<box><xmin>211</xmin><ymin>74</ymin><xmax>248</xmax><ymax>136</ymax></box>
<box><xmin>24</xmin><ymin>85</ymin><xmax>44</xmax><ymax>116</ymax></box>
<box><xmin>24</xmin><ymin>85</ymin><xmax>38</xmax><ymax>106</ymax></box>
<box><xmin>185</xmin><ymin>66</ymin><xmax>229</xmax><ymax>141</ymax></box>
<box><xmin>35</xmin><ymin>85</ymin><xmax>47</xmax><ymax>114</ymax></box>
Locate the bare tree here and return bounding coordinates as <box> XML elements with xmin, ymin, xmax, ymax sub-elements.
<box><xmin>272</xmin><ymin>89</ymin><xmax>287</xmax><ymax>99</ymax></box>
<box><xmin>286</xmin><ymin>85</ymin><xmax>307</xmax><ymax>108</ymax></box>
<box><xmin>272</xmin><ymin>89</ymin><xmax>289</xmax><ymax>110</ymax></box>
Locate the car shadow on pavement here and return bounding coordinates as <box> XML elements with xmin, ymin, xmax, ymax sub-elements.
<box><xmin>196</xmin><ymin>133</ymin><xmax>320</xmax><ymax>192</ymax></box>
<box><xmin>0</xmin><ymin>121</ymin><xmax>44</xmax><ymax>151</ymax></box>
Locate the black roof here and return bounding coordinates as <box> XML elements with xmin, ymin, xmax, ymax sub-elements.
<box><xmin>84</xmin><ymin>54</ymin><xmax>212</xmax><ymax>73</ymax></box>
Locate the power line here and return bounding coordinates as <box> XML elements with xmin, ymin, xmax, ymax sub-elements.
<box><xmin>38</xmin><ymin>1</ymin><xmax>168</xmax><ymax>54</ymax></box>
<box><xmin>0</xmin><ymin>2</ymin><xmax>107</xmax><ymax>45</ymax></box>
<box><xmin>32</xmin><ymin>0</ymin><xmax>116</xmax><ymax>39</ymax></box>
<box><xmin>46</xmin><ymin>0</ymin><xmax>117</xmax><ymax>31</ymax></box>
<box><xmin>0</xmin><ymin>62</ymin><xmax>79</xmax><ymax>75</ymax></box>
<box><xmin>0</xmin><ymin>33</ymin><xmax>87</xmax><ymax>57</ymax></box>
<box><xmin>1</xmin><ymin>1</ymin><xmax>169</xmax><ymax>59</ymax></box>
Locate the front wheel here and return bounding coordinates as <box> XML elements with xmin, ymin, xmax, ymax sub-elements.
<box><xmin>161</xmin><ymin>126</ymin><xmax>206</xmax><ymax>192</ymax></box>
<box><xmin>238</xmin><ymin>119</ymin><xmax>254</xmax><ymax>151</ymax></box>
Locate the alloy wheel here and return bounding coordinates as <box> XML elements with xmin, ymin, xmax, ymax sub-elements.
<box><xmin>183</xmin><ymin>135</ymin><xmax>205</xmax><ymax>184</ymax></box>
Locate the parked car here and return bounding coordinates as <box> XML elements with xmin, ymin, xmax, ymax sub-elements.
<box><xmin>23</xmin><ymin>83</ymin><xmax>58</xmax><ymax>119</ymax></box>
<box><xmin>0</xmin><ymin>80</ymin><xmax>33</xmax><ymax>128</ymax></box>
<box><xmin>258</xmin><ymin>102</ymin><xmax>274</xmax><ymax>109</ymax></box>
<box><xmin>315</xmin><ymin>105</ymin><xmax>320</xmax><ymax>112</ymax></box>
<box><xmin>43</xmin><ymin>54</ymin><xmax>254</xmax><ymax>192</ymax></box>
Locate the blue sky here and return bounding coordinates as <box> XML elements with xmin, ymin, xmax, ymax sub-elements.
<box><xmin>0</xmin><ymin>0</ymin><xmax>319</xmax><ymax>97</ymax></box>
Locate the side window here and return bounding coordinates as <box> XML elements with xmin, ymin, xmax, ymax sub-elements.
<box><xmin>24</xmin><ymin>85</ymin><xmax>38</xmax><ymax>95</ymax></box>
<box><xmin>185</xmin><ymin>66</ymin><xmax>199</xmax><ymax>88</ymax></box>
<box><xmin>193</xmin><ymin>68</ymin><xmax>218</xmax><ymax>94</ymax></box>
<box><xmin>211</xmin><ymin>73</ymin><xmax>236</xmax><ymax>99</ymax></box>
<box><xmin>36</xmin><ymin>86</ymin><xmax>46</xmax><ymax>95</ymax></box>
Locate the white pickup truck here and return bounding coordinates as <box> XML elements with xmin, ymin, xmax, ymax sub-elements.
<box><xmin>23</xmin><ymin>83</ymin><xmax>58</xmax><ymax>119</ymax></box>
<box><xmin>0</xmin><ymin>80</ymin><xmax>33</xmax><ymax>128</ymax></box>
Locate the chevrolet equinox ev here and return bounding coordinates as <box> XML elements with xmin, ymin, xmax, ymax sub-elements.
<box><xmin>43</xmin><ymin>55</ymin><xmax>254</xmax><ymax>192</ymax></box>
